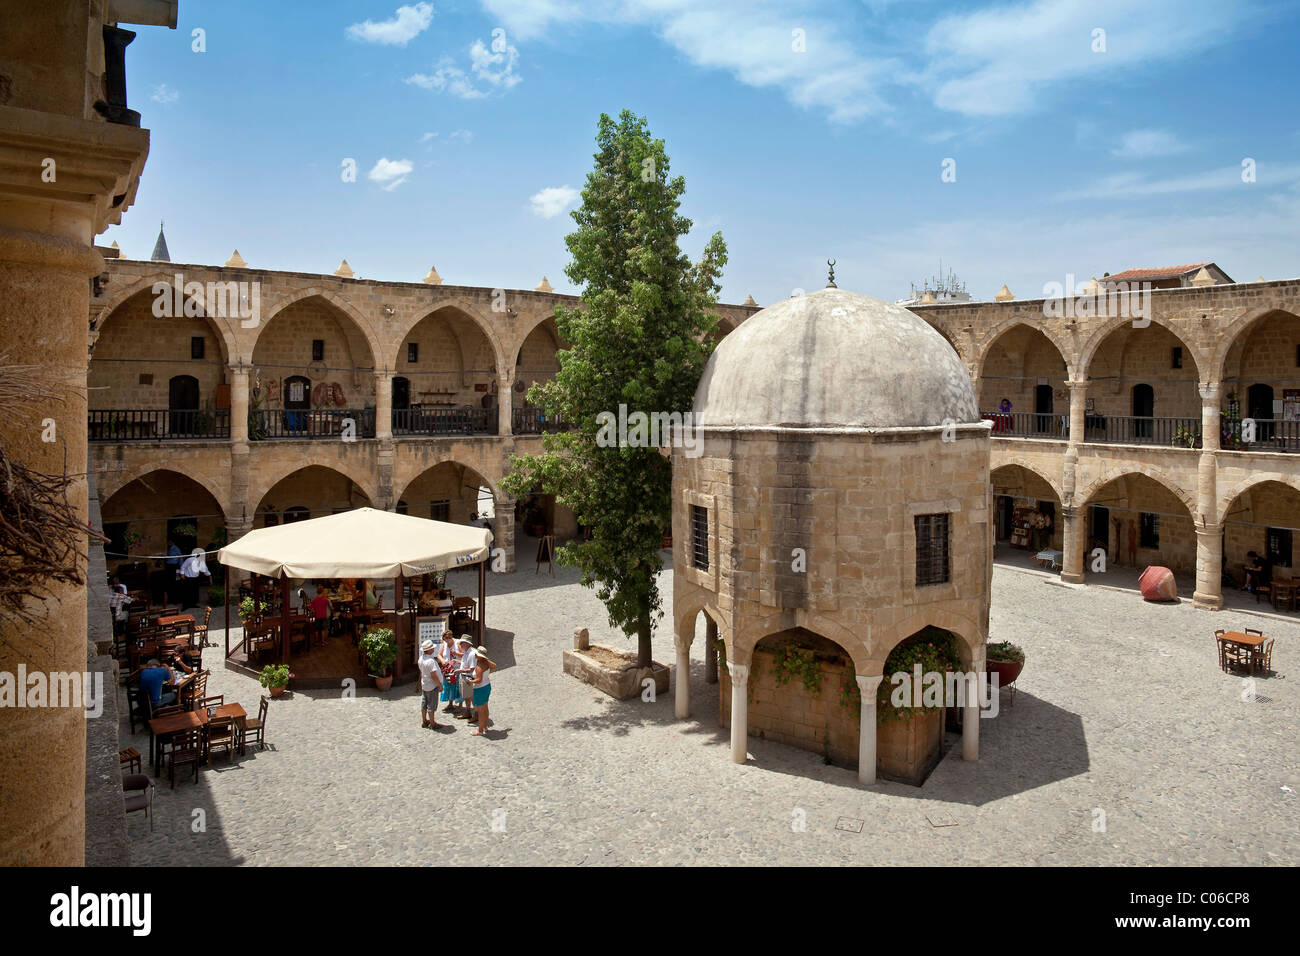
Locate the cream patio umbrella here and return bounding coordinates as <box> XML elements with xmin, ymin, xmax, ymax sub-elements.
<box><xmin>217</xmin><ymin>508</ymin><xmax>493</xmax><ymax>673</ymax></box>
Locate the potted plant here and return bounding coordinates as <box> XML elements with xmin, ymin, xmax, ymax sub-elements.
<box><xmin>258</xmin><ymin>663</ymin><xmax>294</xmax><ymax>698</ymax></box>
<box><xmin>238</xmin><ymin>596</ymin><xmax>268</xmax><ymax>621</ymax></box>
<box><xmin>985</xmin><ymin>641</ymin><xmax>1026</xmax><ymax>688</ymax></box>
<box><xmin>359</xmin><ymin>626</ymin><xmax>397</xmax><ymax>690</ymax></box>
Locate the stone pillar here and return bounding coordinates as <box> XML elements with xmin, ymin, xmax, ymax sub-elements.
<box><xmin>674</xmin><ymin>631</ymin><xmax>693</xmax><ymax>719</ymax></box>
<box><xmin>855</xmin><ymin>674</ymin><xmax>883</xmax><ymax>785</ymax></box>
<box><xmin>498</xmin><ymin>371</ymin><xmax>514</xmax><ymax>436</ymax></box>
<box><xmin>1067</xmin><ymin>379</ymin><xmax>1088</xmax><ymax>444</ymax></box>
<box><xmin>729</xmin><ymin>662</ymin><xmax>750</xmax><ymax>764</ymax></box>
<box><xmin>493</xmin><ymin>493</ymin><xmax>516</xmax><ymax>572</ymax></box>
<box><xmin>1060</xmin><ymin>506</ymin><xmax>1085</xmax><ymax>583</ymax></box>
<box><xmin>229</xmin><ymin>366</ymin><xmax>249</xmax><ymax>444</ymax></box>
<box><xmin>1200</xmin><ymin>381</ymin><xmax>1221</xmax><ymax>452</ymax></box>
<box><xmin>377</xmin><ymin>439</ymin><xmax>394</xmax><ymax>511</ymax></box>
<box><xmin>375</xmin><ymin>369</ymin><xmax>393</xmax><ymax>440</ymax></box>
<box><xmin>0</xmin><ymin>4</ymin><xmax>158</xmax><ymax>865</ymax></box>
<box><xmin>1193</xmin><ymin>525</ymin><xmax>1224</xmax><ymax>610</ymax></box>
<box><xmin>964</xmin><ymin>653</ymin><xmax>984</xmax><ymax>762</ymax></box>
<box><xmin>704</xmin><ymin>616</ymin><xmax>718</xmax><ymax>684</ymax></box>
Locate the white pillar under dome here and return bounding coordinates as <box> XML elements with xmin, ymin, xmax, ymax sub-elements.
<box><xmin>729</xmin><ymin>663</ymin><xmax>750</xmax><ymax>764</ymax></box>
<box><xmin>963</xmin><ymin>656</ymin><xmax>984</xmax><ymax>762</ymax></box>
<box><xmin>674</xmin><ymin>631</ymin><xmax>693</xmax><ymax>719</ymax></box>
<box><xmin>855</xmin><ymin>674</ymin><xmax>883</xmax><ymax>785</ymax></box>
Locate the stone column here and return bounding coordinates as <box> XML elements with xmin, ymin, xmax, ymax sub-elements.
<box><xmin>729</xmin><ymin>662</ymin><xmax>750</xmax><ymax>764</ymax></box>
<box><xmin>855</xmin><ymin>674</ymin><xmax>883</xmax><ymax>785</ymax></box>
<box><xmin>1200</xmin><ymin>382</ymin><xmax>1221</xmax><ymax>452</ymax></box>
<box><xmin>1067</xmin><ymin>379</ymin><xmax>1088</xmax><ymax>444</ymax></box>
<box><xmin>229</xmin><ymin>365</ymin><xmax>249</xmax><ymax>443</ymax></box>
<box><xmin>1193</xmin><ymin>525</ymin><xmax>1224</xmax><ymax>610</ymax></box>
<box><xmin>0</xmin><ymin>5</ymin><xmax>157</xmax><ymax>865</ymax></box>
<box><xmin>1060</xmin><ymin>506</ymin><xmax>1084</xmax><ymax>583</ymax></box>
<box><xmin>374</xmin><ymin>368</ymin><xmax>393</xmax><ymax>440</ymax></box>
<box><xmin>704</xmin><ymin>616</ymin><xmax>718</xmax><ymax>684</ymax></box>
<box><xmin>498</xmin><ymin>371</ymin><xmax>514</xmax><ymax>436</ymax></box>
<box><xmin>493</xmin><ymin>493</ymin><xmax>516</xmax><ymax>572</ymax></box>
<box><xmin>964</xmin><ymin>653</ymin><xmax>984</xmax><ymax>761</ymax></box>
<box><xmin>674</xmin><ymin>631</ymin><xmax>693</xmax><ymax>719</ymax></box>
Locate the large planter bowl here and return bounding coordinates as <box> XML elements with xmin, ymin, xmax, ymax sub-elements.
<box><xmin>372</xmin><ymin>674</ymin><xmax>393</xmax><ymax>691</ymax></box>
<box><xmin>986</xmin><ymin>658</ymin><xmax>1024</xmax><ymax>688</ymax></box>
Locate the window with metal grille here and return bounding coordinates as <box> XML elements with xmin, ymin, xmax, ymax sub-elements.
<box><xmin>430</xmin><ymin>500</ymin><xmax>450</xmax><ymax>522</ymax></box>
<box><xmin>312</xmin><ymin>339</ymin><xmax>325</xmax><ymax>361</ymax></box>
<box><xmin>690</xmin><ymin>505</ymin><xmax>709</xmax><ymax>571</ymax></box>
<box><xmin>1267</xmin><ymin>527</ymin><xmax>1292</xmax><ymax>568</ymax></box>
<box><xmin>1139</xmin><ymin>512</ymin><xmax>1159</xmax><ymax>549</ymax></box>
<box><xmin>408</xmin><ymin>342</ymin><xmax>419</xmax><ymax>363</ymax></box>
<box><xmin>1171</xmin><ymin>346</ymin><xmax>1182</xmax><ymax>369</ymax></box>
<box><xmin>914</xmin><ymin>513</ymin><xmax>950</xmax><ymax>586</ymax></box>
<box><xmin>191</xmin><ymin>336</ymin><xmax>205</xmax><ymax>360</ymax></box>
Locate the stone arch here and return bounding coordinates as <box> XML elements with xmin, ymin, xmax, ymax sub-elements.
<box><xmin>404</xmin><ymin>298</ymin><xmax>509</xmax><ymax>381</ymax></box>
<box><xmin>254</xmin><ymin>286</ymin><xmax>382</xmax><ymax>368</ymax></box>
<box><xmin>1074</xmin><ymin>467</ymin><xmax>1197</xmax><ymax>519</ymax></box>
<box><xmin>1216</xmin><ymin>473</ymin><xmax>1300</xmax><ymax>524</ymax></box>
<box><xmin>1078</xmin><ymin>313</ymin><xmax>1203</xmax><ymax>380</ymax></box>
<box><xmin>92</xmin><ymin>271</ymin><xmax>240</xmax><ymax>361</ymax></box>
<box><xmin>248</xmin><ymin>462</ymin><xmax>378</xmax><ymax>519</ymax></box>
<box><xmin>975</xmin><ymin>319</ymin><xmax>1076</xmax><ymax>381</ymax></box>
<box><xmin>674</xmin><ymin>602</ymin><xmax>725</xmax><ymax>645</ymax></box>
<box><xmin>731</xmin><ymin>612</ymin><xmax>870</xmax><ymax>675</ymax></box>
<box><xmin>397</xmin><ymin>458</ymin><xmax>501</xmax><ymax>503</ymax></box>
<box><xmin>99</xmin><ymin>466</ymin><xmax>232</xmax><ymax>523</ymax></box>
<box><xmin>867</xmin><ymin>609</ymin><xmax>985</xmax><ymax>675</ymax></box>
<box><xmin>1213</xmin><ymin>305</ymin><xmax>1300</xmax><ymax>391</ymax></box>
<box><xmin>990</xmin><ymin>459</ymin><xmax>1063</xmax><ymax>504</ymax></box>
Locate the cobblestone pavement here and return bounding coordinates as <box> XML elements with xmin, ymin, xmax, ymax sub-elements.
<box><xmin>122</xmin><ymin>555</ymin><xmax>1298</xmax><ymax>866</ymax></box>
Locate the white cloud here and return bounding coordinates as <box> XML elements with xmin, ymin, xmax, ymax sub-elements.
<box><xmin>529</xmin><ymin>185</ymin><xmax>579</xmax><ymax>218</ymax></box>
<box><xmin>407</xmin><ymin>29</ymin><xmax>521</xmax><ymax>99</ymax></box>
<box><xmin>1110</xmin><ymin>129</ymin><xmax>1189</xmax><ymax>159</ymax></box>
<box><xmin>1058</xmin><ymin>162</ymin><xmax>1300</xmax><ymax>201</ymax></box>
<box><xmin>923</xmin><ymin>0</ymin><xmax>1251</xmax><ymax>117</ymax></box>
<box><xmin>368</xmin><ymin>157</ymin><xmax>414</xmax><ymax>191</ymax></box>
<box><xmin>346</xmin><ymin>2</ymin><xmax>434</xmax><ymax>46</ymax></box>
<box><xmin>150</xmin><ymin>83</ymin><xmax>179</xmax><ymax>104</ymax></box>
<box><xmin>419</xmin><ymin>131</ymin><xmax>438</xmax><ymax>143</ymax></box>
<box><xmin>449</xmin><ymin>128</ymin><xmax>474</xmax><ymax>143</ymax></box>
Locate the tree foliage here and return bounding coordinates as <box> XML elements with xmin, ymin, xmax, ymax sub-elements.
<box><xmin>503</xmin><ymin>110</ymin><xmax>727</xmax><ymax>666</ymax></box>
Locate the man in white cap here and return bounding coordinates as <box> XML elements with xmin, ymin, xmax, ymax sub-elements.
<box><xmin>454</xmin><ymin>638</ymin><xmax>478</xmax><ymax>721</ymax></box>
<box><xmin>417</xmin><ymin>638</ymin><xmax>444</xmax><ymax>729</ymax></box>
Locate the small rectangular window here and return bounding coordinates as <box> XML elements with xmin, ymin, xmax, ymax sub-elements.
<box><xmin>430</xmin><ymin>500</ymin><xmax>450</xmax><ymax>522</ymax></box>
<box><xmin>915</xmin><ymin>513</ymin><xmax>951</xmax><ymax>586</ymax></box>
<box><xmin>1267</xmin><ymin>527</ymin><xmax>1293</xmax><ymax>568</ymax></box>
<box><xmin>1171</xmin><ymin>346</ymin><xmax>1182</xmax><ymax>369</ymax></box>
<box><xmin>191</xmin><ymin>336</ymin><xmax>205</xmax><ymax>360</ymax></box>
<box><xmin>312</xmin><ymin>339</ymin><xmax>325</xmax><ymax>362</ymax></box>
<box><xmin>408</xmin><ymin>343</ymin><xmax>419</xmax><ymax>363</ymax></box>
<box><xmin>1139</xmin><ymin>512</ymin><xmax>1160</xmax><ymax>549</ymax></box>
<box><xmin>138</xmin><ymin>373</ymin><xmax>153</xmax><ymax>386</ymax></box>
<box><xmin>690</xmin><ymin>504</ymin><xmax>709</xmax><ymax>571</ymax></box>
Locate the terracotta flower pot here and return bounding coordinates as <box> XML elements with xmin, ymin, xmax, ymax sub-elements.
<box><xmin>985</xmin><ymin>659</ymin><xmax>1023</xmax><ymax>687</ymax></box>
<box><xmin>268</xmin><ymin>684</ymin><xmax>286</xmax><ymax>698</ymax></box>
<box><xmin>373</xmin><ymin>674</ymin><xmax>393</xmax><ymax>691</ymax></box>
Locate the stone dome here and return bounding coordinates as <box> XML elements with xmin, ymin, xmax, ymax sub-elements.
<box><xmin>694</xmin><ymin>287</ymin><xmax>978</xmax><ymax>429</ymax></box>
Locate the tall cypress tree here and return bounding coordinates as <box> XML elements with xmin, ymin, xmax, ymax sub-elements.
<box><xmin>504</xmin><ymin>110</ymin><xmax>727</xmax><ymax>666</ymax></box>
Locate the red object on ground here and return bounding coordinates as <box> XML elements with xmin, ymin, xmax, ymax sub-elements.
<box><xmin>1139</xmin><ymin>565</ymin><xmax>1178</xmax><ymax>602</ymax></box>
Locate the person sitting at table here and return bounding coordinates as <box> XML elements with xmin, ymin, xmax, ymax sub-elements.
<box><xmin>1243</xmin><ymin>551</ymin><xmax>1265</xmax><ymax>592</ymax></box>
<box><xmin>138</xmin><ymin>658</ymin><xmax>179</xmax><ymax>709</ymax></box>
<box><xmin>310</xmin><ymin>586</ymin><xmax>331</xmax><ymax>642</ymax></box>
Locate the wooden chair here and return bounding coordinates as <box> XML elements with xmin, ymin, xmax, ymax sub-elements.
<box><xmin>1258</xmin><ymin>639</ymin><xmax>1275</xmax><ymax>675</ymax></box>
<box><xmin>192</xmin><ymin>605</ymin><xmax>214</xmax><ymax>647</ymax></box>
<box><xmin>1222</xmin><ymin>640</ymin><xmax>1248</xmax><ymax>672</ymax></box>
<box><xmin>167</xmin><ymin>728</ymin><xmax>202</xmax><ymax>789</ymax></box>
<box><xmin>1245</xmin><ymin>627</ymin><xmax>1263</xmax><ymax>636</ymax></box>
<box><xmin>1254</xmin><ymin>583</ymin><xmax>1270</xmax><ymax>605</ymax></box>
<box><xmin>205</xmin><ymin>716</ymin><xmax>237</xmax><ymax>764</ymax></box>
<box><xmin>119</xmin><ymin>747</ymin><xmax>142</xmax><ymax>776</ymax></box>
<box><xmin>122</xmin><ymin>773</ymin><xmax>155</xmax><ymax>831</ymax></box>
<box><xmin>1272</xmin><ymin>581</ymin><xmax>1296</xmax><ymax>612</ymax></box>
<box><xmin>1214</xmin><ymin>630</ymin><xmax>1227</xmax><ymax>670</ymax></box>
<box><xmin>239</xmin><ymin>696</ymin><xmax>269</xmax><ymax>754</ymax></box>
<box><xmin>195</xmin><ymin>695</ymin><xmax>224</xmax><ymax>710</ymax></box>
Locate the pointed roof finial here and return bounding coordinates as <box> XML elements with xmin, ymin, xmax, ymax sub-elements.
<box><xmin>334</xmin><ymin>259</ymin><xmax>354</xmax><ymax>278</ymax></box>
<box><xmin>743</xmin><ymin>294</ymin><xmax>757</xmax><ymax>307</ymax></box>
<box><xmin>994</xmin><ymin>284</ymin><xmax>1014</xmax><ymax>301</ymax></box>
<box><xmin>1190</xmin><ymin>266</ymin><xmax>1215</xmax><ymax>286</ymax></box>
<box><xmin>422</xmin><ymin>265</ymin><xmax>443</xmax><ymax>285</ymax></box>
<box><xmin>919</xmin><ymin>290</ymin><xmax>936</xmax><ymax>305</ymax></box>
<box><xmin>150</xmin><ymin>221</ymin><xmax>170</xmax><ymax>262</ymax></box>
<box><xmin>225</xmin><ymin>249</ymin><xmax>247</xmax><ymax>268</ymax></box>
<box><xmin>534</xmin><ymin>276</ymin><xmax>553</xmax><ymax>293</ymax></box>
<box><xmin>826</xmin><ymin>259</ymin><xmax>837</xmax><ymax>289</ymax></box>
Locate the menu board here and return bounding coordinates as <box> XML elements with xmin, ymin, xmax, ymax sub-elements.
<box><xmin>1284</xmin><ymin>389</ymin><xmax>1300</xmax><ymax>422</ymax></box>
<box><xmin>414</xmin><ymin>615</ymin><xmax>448</xmax><ymax>662</ymax></box>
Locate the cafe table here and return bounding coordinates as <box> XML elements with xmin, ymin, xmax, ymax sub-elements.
<box><xmin>1216</xmin><ymin>631</ymin><xmax>1267</xmax><ymax>673</ymax></box>
<box><xmin>149</xmin><ymin>702</ymin><xmax>249</xmax><ymax>771</ymax></box>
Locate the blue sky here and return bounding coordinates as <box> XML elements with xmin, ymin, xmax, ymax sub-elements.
<box><xmin>104</xmin><ymin>0</ymin><xmax>1300</xmax><ymax>306</ymax></box>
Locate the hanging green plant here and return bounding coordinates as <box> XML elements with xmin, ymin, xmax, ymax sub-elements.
<box><xmin>839</xmin><ymin>678</ymin><xmax>861</xmax><ymax>718</ymax></box>
<box><xmin>877</xmin><ymin>627</ymin><xmax>961</xmax><ymax>725</ymax></box>
<box><xmin>773</xmin><ymin>644</ymin><xmax>822</xmax><ymax>696</ymax></box>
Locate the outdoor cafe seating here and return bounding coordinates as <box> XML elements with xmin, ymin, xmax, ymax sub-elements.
<box><xmin>1214</xmin><ymin>627</ymin><xmax>1275</xmax><ymax>676</ymax></box>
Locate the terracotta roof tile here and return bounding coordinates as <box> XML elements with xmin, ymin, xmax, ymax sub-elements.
<box><xmin>1103</xmin><ymin>263</ymin><xmax>1211</xmax><ymax>281</ymax></box>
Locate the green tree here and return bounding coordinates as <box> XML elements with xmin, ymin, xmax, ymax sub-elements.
<box><xmin>503</xmin><ymin>110</ymin><xmax>727</xmax><ymax>667</ymax></box>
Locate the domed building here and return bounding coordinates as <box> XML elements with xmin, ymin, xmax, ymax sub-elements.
<box><xmin>671</xmin><ymin>286</ymin><xmax>992</xmax><ymax>785</ymax></box>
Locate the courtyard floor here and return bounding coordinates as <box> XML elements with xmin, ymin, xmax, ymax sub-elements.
<box><xmin>121</xmin><ymin>544</ymin><xmax>1298</xmax><ymax>866</ymax></box>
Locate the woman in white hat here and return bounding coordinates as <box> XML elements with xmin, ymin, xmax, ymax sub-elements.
<box><xmin>469</xmin><ymin>645</ymin><xmax>496</xmax><ymax>737</ymax></box>
<box><xmin>417</xmin><ymin>638</ymin><xmax>444</xmax><ymax>729</ymax></box>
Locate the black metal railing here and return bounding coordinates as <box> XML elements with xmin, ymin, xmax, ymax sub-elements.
<box><xmin>88</xmin><ymin>408</ymin><xmax>230</xmax><ymax>441</ymax></box>
<box><xmin>250</xmin><ymin>408</ymin><xmax>375</xmax><ymax>440</ymax></box>
<box><xmin>982</xmin><ymin>411</ymin><xmax>1066</xmax><ymax>438</ymax></box>
<box><xmin>512</xmin><ymin>407</ymin><xmax>571</xmax><ymax>434</ymax></box>
<box><xmin>1221</xmin><ymin>417</ymin><xmax>1300</xmax><ymax>453</ymax></box>
<box><xmin>392</xmin><ymin>406</ymin><xmax>496</xmax><ymax>436</ymax></box>
<box><xmin>1086</xmin><ymin>415</ymin><xmax>1202</xmax><ymax>448</ymax></box>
